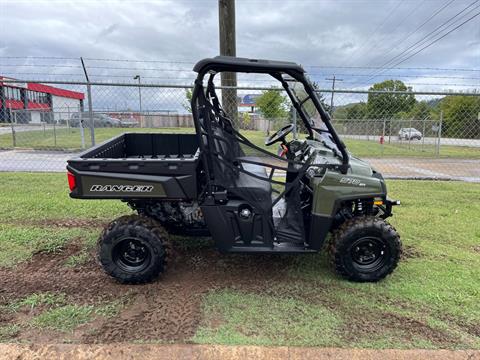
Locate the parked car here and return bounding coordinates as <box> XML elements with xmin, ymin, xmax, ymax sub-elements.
<box><xmin>398</xmin><ymin>128</ymin><xmax>422</xmax><ymax>140</ymax></box>
<box><xmin>119</xmin><ymin>116</ymin><xmax>138</xmax><ymax>128</ymax></box>
<box><xmin>70</xmin><ymin>113</ymin><xmax>122</xmax><ymax>128</ymax></box>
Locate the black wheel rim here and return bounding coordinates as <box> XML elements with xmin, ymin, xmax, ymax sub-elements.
<box><xmin>112</xmin><ymin>237</ymin><xmax>152</xmax><ymax>272</ymax></box>
<box><xmin>350</xmin><ymin>237</ymin><xmax>389</xmax><ymax>272</ymax></box>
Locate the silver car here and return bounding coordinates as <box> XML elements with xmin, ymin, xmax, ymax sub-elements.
<box><xmin>70</xmin><ymin>113</ymin><xmax>122</xmax><ymax>128</ymax></box>
<box><xmin>398</xmin><ymin>127</ymin><xmax>422</xmax><ymax>140</ymax></box>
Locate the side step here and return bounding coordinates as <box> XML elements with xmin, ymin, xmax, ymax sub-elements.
<box><xmin>226</xmin><ymin>242</ymin><xmax>317</xmax><ymax>254</ymax></box>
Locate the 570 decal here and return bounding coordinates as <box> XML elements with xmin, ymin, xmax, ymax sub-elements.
<box><xmin>90</xmin><ymin>185</ymin><xmax>154</xmax><ymax>192</ymax></box>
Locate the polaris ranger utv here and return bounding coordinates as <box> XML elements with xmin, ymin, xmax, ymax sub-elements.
<box><xmin>67</xmin><ymin>56</ymin><xmax>402</xmax><ymax>284</ymax></box>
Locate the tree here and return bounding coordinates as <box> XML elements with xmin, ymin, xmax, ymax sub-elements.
<box><xmin>241</xmin><ymin>112</ymin><xmax>252</xmax><ymax>129</ymax></box>
<box><xmin>408</xmin><ymin>101</ymin><xmax>431</xmax><ymax>120</ymax></box>
<box><xmin>367</xmin><ymin>80</ymin><xmax>416</xmax><ymax>119</ymax></box>
<box><xmin>182</xmin><ymin>89</ymin><xmax>193</xmax><ymax>113</ymax></box>
<box><xmin>343</xmin><ymin>102</ymin><xmax>368</xmax><ymax>120</ymax></box>
<box><xmin>440</xmin><ymin>95</ymin><xmax>480</xmax><ymax>138</ymax></box>
<box><xmin>256</xmin><ymin>89</ymin><xmax>289</xmax><ymax>128</ymax></box>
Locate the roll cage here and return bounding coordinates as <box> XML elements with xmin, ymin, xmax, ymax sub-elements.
<box><xmin>191</xmin><ymin>56</ymin><xmax>350</xmax><ymax>173</ymax></box>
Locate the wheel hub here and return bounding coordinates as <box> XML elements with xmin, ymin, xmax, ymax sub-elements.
<box><xmin>113</xmin><ymin>237</ymin><xmax>151</xmax><ymax>272</ymax></box>
<box><xmin>350</xmin><ymin>237</ymin><xmax>388</xmax><ymax>271</ymax></box>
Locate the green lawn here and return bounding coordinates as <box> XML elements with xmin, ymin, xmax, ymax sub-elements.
<box><xmin>1</xmin><ymin>127</ymin><xmax>478</xmax><ymax>159</ymax></box>
<box><xmin>0</xmin><ymin>173</ymin><xmax>479</xmax><ymax>348</ymax></box>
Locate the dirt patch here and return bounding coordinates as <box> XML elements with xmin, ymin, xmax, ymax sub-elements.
<box><xmin>401</xmin><ymin>244</ymin><xmax>422</xmax><ymax>260</ymax></box>
<box><xmin>0</xmin><ymin>241</ymin><xmax>291</xmax><ymax>344</ymax></box>
<box><xmin>472</xmin><ymin>245</ymin><xmax>480</xmax><ymax>254</ymax></box>
<box><xmin>0</xmin><ymin>239</ymin><xmax>467</xmax><ymax>347</ymax></box>
<box><xmin>6</xmin><ymin>218</ymin><xmax>107</xmax><ymax>229</ymax></box>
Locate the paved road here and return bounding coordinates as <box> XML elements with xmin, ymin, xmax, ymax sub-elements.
<box><xmin>1</xmin><ymin>149</ymin><xmax>479</xmax><ymax>182</ymax></box>
<box><xmin>0</xmin><ymin>149</ymin><xmax>75</xmax><ymax>172</ymax></box>
<box><xmin>0</xmin><ymin>124</ymin><xmax>69</xmax><ymax>135</ymax></box>
<box><xmin>343</xmin><ymin>135</ymin><xmax>480</xmax><ymax>147</ymax></box>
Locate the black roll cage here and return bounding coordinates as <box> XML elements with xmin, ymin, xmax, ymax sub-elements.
<box><xmin>191</xmin><ymin>56</ymin><xmax>350</xmax><ymax>174</ymax></box>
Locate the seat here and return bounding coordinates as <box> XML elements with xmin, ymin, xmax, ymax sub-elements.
<box><xmin>211</xmin><ymin>124</ymin><xmax>272</xmax><ymax>203</ymax></box>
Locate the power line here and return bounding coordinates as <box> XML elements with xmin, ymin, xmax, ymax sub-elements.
<box><xmin>360</xmin><ymin>0</ymin><xmax>480</xmax><ymax>84</ymax></box>
<box><xmin>307</xmin><ymin>73</ymin><xmax>480</xmax><ymax>80</ymax></box>
<box><xmin>304</xmin><ymin>65</ymin><xmax>480</xmax><ymax>72</ymax></box>
<box><xmin>0</xmin><ymin>56</ymin><xmax>79</xmax><ymax>60</ymax></box>
<box><xmin>361</xmin><ymin>9</ymin><xmax>480</xmax><ymax>86</ymax></box>
<box><xmin>2</xmin><ymin>71</ymin><xmax>479</xmax><ymax>84</ymax></box>
<box><xmin>343</xmin><ymin>0</ymin><xmax>404</xmax><ymax>66</ymax></box>
<box><xmin>84</xmin><ymin>57</ymin><xmax>195</xmax><ymax>64</ymax></box>
<box><xmin>363</xmin><ymin>0</ymin><xmax>456</xmax><ymax>68</ymax></box>
<box><xmin>1</xmin><ymin>58</ymin><xmax>478</xmax><ymax>73</ymax></box>
<box><xmin>0</xmin><ymin>64</ymin><xmax>82</xmax><ymax>68</ymax></box>
<box><xmin>353</xmin><ymin>0</ymin><xmax>428</xmax><ymax>67</ymax></box>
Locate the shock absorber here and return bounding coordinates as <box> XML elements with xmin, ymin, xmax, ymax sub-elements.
<box><xmin>356</xmin><ymin>199</ymin><xmax>363</xmax><ymax>215</ymax></box>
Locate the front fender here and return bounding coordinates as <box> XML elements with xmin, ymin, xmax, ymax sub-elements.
<box><xmin>310</xmin><ymin>170</ymin><xmax>386</xmax><ymax>217</ymax></box>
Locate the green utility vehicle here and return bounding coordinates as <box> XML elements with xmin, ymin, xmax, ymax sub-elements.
<box><xmin>67</xmin><ymin>56</ymin><xmax>402</xmax><ymax>284</ymax></box>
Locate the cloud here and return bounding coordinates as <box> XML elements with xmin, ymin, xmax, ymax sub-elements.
<box><xmin>0</xmin><ymin>0</ymin><xmax>478</xmax><ymax>92</ymax></box>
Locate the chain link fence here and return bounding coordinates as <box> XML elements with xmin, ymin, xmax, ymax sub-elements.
<box><xmin>0</xmin><ymin>79</ymin><xmax>479</xmax><ymax>181</ymax></box>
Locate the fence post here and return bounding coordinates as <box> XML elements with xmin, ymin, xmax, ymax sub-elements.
<box><xmin>81</xmin><ymin>57</ymin><xmax>95</xmax><ymax>146</ymax></box>
<box><xmin>10</xmin><ymin>109</ymin><xmax>16</xmax><ymax>147</ymax></box>
<box><xmin>436</xmin><ymin>111</ymin><xmax>443</xmax><ymax>157</ymax></box>
<box><xmin>67</xmin><ymin>106</ymin><xmax>70</xmax><ymax>131</ymax></box>
<box><xmin>388</xmin><ymin>120</ymin><xmax>392</xmax><ymax>144</ymax></box>
<box><xmin>422</xmin><ymin>116</ymin><xmax>426</xmax><ymax>152</ymax></box>
<box><xmin>79</xmin><ymin>104</ymin><xmax>85</xmax><ymax>149</ymax></box>
<box><xmin>381</xmin><ymin>118</ymin><xmax>386</xmax><ymax>156</ymax></box>
<box><xmin>86</xmin><ymin>84</ymin><xmax>95</xmax><ymax>146</ymax></box>
<box><xmin>53</xmin><ymin>121</ymin><xmax>57</xmax><ymax>148</ymax></box>
<box><xmin>408</xmin><ymin>117</ymin><xmax>412</xmax><ymax>150</ymax></box>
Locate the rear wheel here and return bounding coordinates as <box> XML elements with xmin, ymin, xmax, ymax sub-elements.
<box><xmin>97</xmin><ymin>215</ymin><xmax>171</xmax><ymax>284</ymax></box>
<box><xmin>328</xmin><ymin>216</ymin><xmax>401</xmax><ymax>282</ymax></box>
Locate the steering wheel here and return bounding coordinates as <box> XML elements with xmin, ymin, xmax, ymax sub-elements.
<box><xmin>265</xmin><ymin>124</ymin><xmax>294</xmax><ymax>146</ymax></box>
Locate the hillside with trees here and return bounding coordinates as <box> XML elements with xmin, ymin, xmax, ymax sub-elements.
<box><xmin>333</xmin><ymin>80</ymin><xmax>479</xmax><ymax>138</ymax></box>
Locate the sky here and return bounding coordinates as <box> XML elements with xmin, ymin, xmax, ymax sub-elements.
<box><xmin>0</xmin><ymin>0</ymin><xmax>479</xmax><ymax>95</ymax></box>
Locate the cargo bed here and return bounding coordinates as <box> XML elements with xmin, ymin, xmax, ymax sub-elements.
<box><xmin>67</xmin><ymin>133</ymin><xmax>201</xmax><ymax>200</ymax></box>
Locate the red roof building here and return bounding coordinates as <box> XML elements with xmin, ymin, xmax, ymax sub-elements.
<box><xmin>0</xmin><ymin>77</ymin><xmax>84</xmax><ymax>123</ymax></box>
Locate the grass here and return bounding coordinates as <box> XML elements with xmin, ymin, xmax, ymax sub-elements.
<box><xmin>2</xmin><ymin>292</ymin><xmax>126</xmax><ymax>336</ymax></box>
<box><xmin>344</xmin><ymin>138</ymin><xmax>480</xmax><ymax>159</ymax></box>
<box><xmin>0</xmin><ymin>126</ymin><xmax>478</xmax><ymax>159</ymax></box>
<box><xmin>7</xmin><ymin>292</ymin><xmax>66</xmax><ymax>312</ymax></box>
<box><xmin>0</xmin><ymin>224</ymin><xmax>97</xmax><ymax>267</ymax></box>
<box><xmin>0</xmin><ymin>173</ymin><xmax>479</xmax><ymax>348</ymax></box>
<box><xmin>0</xmin><ymin>172</ymin><xmax>125</xmax><ymax>266</ymax></box>
<box><xmin>0</xmin><ymin>325</ymin><xmax>20</xmax><ymax>341</ymax></box>
<box><xmin>0</xmin><ymin>173</ymin><xmax>128</xmax><ymax>222</ymax></box>
<box><xmin>193</xmin><ymin>289</ymin><xmax>342</xmax><ymax>346</ymax></box>
<box><xmin>195</xmin><ymin>180</ymin><xmax>480</xmax><ymax>349</ymax></box>
<box><xmin>30</xmin><ymin>304</ymin><xmax>94</xmax><ymax>332</ymax></box>
<box><xmin>0</xmin><ymin>127</ymin><xmax>194</xmax><ymax>151</ymax></box>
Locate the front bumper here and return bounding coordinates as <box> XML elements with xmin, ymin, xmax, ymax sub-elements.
<box><xmin>381</xmin><ymin>198</ymin><xmax>401</xmax><ymax>219</ymax></box>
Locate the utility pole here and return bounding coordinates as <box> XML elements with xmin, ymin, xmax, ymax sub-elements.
<box><xmin>219</xmin><ymin>0</ymin><xmax>237</xmax><ymax>124</ymax></box>
<box><xmin>325</xmin><ymin>75</ymin><xmax>343</xmax><ymax>115</ymax></box>
<box><xmin>134</xmin><ymin>75</ymin><xmax>143</xmax><ymax>127</ymax></box>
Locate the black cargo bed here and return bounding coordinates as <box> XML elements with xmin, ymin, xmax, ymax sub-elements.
<box><xmin>67</xmin><ymin>133</ymin><xmax>201</xmax><ymax>200</ymax></box>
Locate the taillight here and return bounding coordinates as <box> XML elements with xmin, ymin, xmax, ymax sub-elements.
<box><xmin>67</xmin><ymin>171</ymin><xmax>76</xmax><ymax>191</ymax></box>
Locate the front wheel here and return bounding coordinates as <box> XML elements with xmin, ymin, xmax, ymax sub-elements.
<box><xmin>97</xmin><ymin>215</ymin><xmax>171</xmax><ymax>284</ymax></box>
<box><xmin>328</xmin><ymin>217</ymin><xmax>401</xmax><ymax>282</ymax></box>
